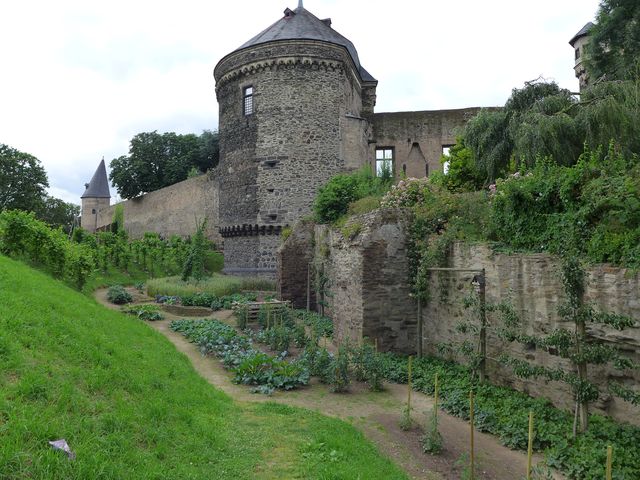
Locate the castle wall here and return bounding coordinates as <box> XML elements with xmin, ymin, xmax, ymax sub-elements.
<box><xmin>371</xmin><ymin>108</ymin><xmax>483</xmax><ymax>178</ymax></box>
<box><xmin>95</xmin><ymin>174</ymin><xmax>221</xmax><ymax>244</ymax></box>
<box><xmin>281</xmin><ymin>210</ymin><xmax>640</xmax><ymax>424</ymax></box>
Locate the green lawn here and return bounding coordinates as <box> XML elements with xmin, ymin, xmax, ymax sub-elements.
<box><xmin>0</xmin><ymin>255</ymin><xmax>407</xmax><ymax>479</ymax></box>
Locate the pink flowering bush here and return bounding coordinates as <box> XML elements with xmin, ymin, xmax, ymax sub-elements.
<box><xmin>380</xmin><ymin>177</ymin><xmax>432</xmax><ymax>208</ymax></box>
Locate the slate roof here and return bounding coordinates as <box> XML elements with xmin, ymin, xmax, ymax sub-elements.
<box><xmin>569</xmin><ymin>22</ymin><xmax>594</xmax><ymax>46</ymax></box>
<box><xmin>81</xmin><ymin>159</ymin><xmax>111</xmax><ymax>199</ymax></box>
<box><xmin>235</xmin><ymin>6</ymin><xmax>376</xmax><ymax>83</ymax></box>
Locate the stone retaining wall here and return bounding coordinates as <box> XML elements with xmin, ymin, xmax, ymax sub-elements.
<box><xmin>279</xmin><ymin>209</ymin><xmax>640</xmax><ymax>424</ymax></box>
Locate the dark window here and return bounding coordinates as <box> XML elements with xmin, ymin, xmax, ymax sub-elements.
<box><xmin>425</xmin><ymin>164</ymin><xmax>429</xmax><ymax>177</ymax></box>
<box><xmin>91</xmin><ymin>208</ymin><xmax>96</xmax><ymax>214</ymax></box>
<box><xmin>243</xmin><ymin>86</ymin><xmax>254</xmax><ymax>116</ymax></box>
<box><xmin>375</xmin><ymin>147</ymin><xmax>394</xmax><ymax>176</ymax></box>
<box><xmin>575</xmin><ymin>47</ymin><xmax>580</xmax><ymax>61</ymax></box>
<box><xmin>402</xmin><ymin>164</ymin><xmax>407</xmax><ymax>176</ymax></box>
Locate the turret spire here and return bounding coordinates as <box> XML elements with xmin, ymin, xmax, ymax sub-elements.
<box><xmin>298</xmin><ymin>0</ymin><xmax>303</xmax><ymax>9</ymax></box>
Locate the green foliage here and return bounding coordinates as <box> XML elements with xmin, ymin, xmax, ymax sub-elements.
<box><xmin>294</xmin><ymin>310</ymin><xmax>334</xmax><ymax>338</ymax></box>
<box><xmin>314</xmin><ymin>166</ymin><xmax>391</xmax><ymax>224</ymax></box>
<box><xmin>0</xmin><ymin>256</ymin><xmax>406</xmax><ymax>479</ymax></box>
<box><xmin>398</xmin><ymin>405</ymin><xmax>413</xmax><ymax>431</ymax></box>
<box><xmin>112</xmin><ymin>204</ymin><xmax>125</xmax><ymax>234</ymax></box>
<box><xmin>0</xmin><ymin>143</ymin><xmax>49</xmax><ymax>213</ymax></box>
<box><xmin>327</xmin><ymin>345</ymin><xmax>351</xmax><ymax>393</ymax></box>
<box><xmin>106</xmin><ymin>285</ymin><xmax>132</xmax><ymax>305</ymax></box>
<box><xmin>586</xmin><ymin>0</ymin><xmax>640</xmax><ymax>81</ymax></box>
<box><xmin>122</xmin><ymin>304</ymin><xmax>163</xmax><ymax>321</ymax></box>
<box><xmin>109</xmin><ymin>130</ymin><xmax>219</xmax><ymax>199</ymax></box>
<box><xmin>0</xmin><ymin>210</ymin><xmax>95</xmax><ymax>289</ymax></box>
<box><xmin>433</xmin><ymin>138</ymin><xmax>485</xmax><ymax>192</ymax></box>
<box><xmin>37</xmin><ymin>195</ymin><xmax>80</xmax><ymax>233</ymax></box>
<box><xmin>182</xmin><ymin>218</ymin><xmax>208</xmax><ymax>281</ymax></box>
<box><xmin>146</xmin><ymin>274</ymin><xmax>274</xmax><ymax>298</ymax></box>
<box><xmin>380</xmin><ymin>179</ymin><xmax>490</xmax><ymax>300</ymax></box>
<box><xmin>421</xmin><ymin>409</ymin><xmax>443</xmax><ymax>454</ymax></box>
<box><xmin>350</xmin><ymin>343</ymin><xmax>384</xmax><ymax>392</ymax></box>
<box><xmin>377</xmin><ymin>353</ymin><xmax>640</xmax><ymax>479</ymax></box>
<box><xmin>347</xmin><ymin>195</ymin><xmax>381</xmax><ymax>216</ymax></box>
<box><xmin>170</xmin><ymin>319</ymin><xmax>309</xmax><ymax>392</ymax></box>
<box><xmin>491</xmin><ymin>146</ymin><xmax>640</xmax><ymax>268</ymax></box>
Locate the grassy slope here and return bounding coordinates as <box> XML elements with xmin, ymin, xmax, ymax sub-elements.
<box><xmin>0</xmin><ymin>256</ymin><xmax>406</xmax><ymax>480</ymax></box>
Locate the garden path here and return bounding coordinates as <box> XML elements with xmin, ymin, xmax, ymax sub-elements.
<box><xmin>95</xmin><ymin>288</ymin><xmax>561</xmax><ymax>480</ymax></box>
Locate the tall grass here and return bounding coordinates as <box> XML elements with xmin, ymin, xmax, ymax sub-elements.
<box><xmin>146</xmin><ymin>273</ymin><xmax>275</xmax><ymax>298</ymax></box>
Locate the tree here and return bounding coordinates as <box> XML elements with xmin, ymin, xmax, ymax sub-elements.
<box><xmin>109</xmin><ymin>130</ymin><xmax>220</xmax><ymax>199</ymax></box>
<box><xmin>464</xmin><ymin>80</ymin><xmax>578</xmax><ymax>182</ymax></box>
<box><xmin>433</xmin><ymin>137</ymin><xmax>485</xmax><ymax>192</ymax></box>
<box><xmin>37</xmin><ymin>195</ymin><xmax>80</xmax><ymax>233</ymax></box>
<box><xmin>586</xmin><ymin>0</ymin><xmax>640</xmax><ymax>81</ymax></box>
<box><xmin>0</xmin><ymin>144</ymin><xmax>49</xmax><ymax>212</ymax></box>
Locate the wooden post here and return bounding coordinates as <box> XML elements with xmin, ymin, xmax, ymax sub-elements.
<box><xmin>526</xmin><ymin>411</ymin><xmax>534</xmax><ymax>480</ymax></box>
<box><xmin>470</xmin><ymin>391</ymin><xmax>475</xmax><ymax>480</ymax></box>
<box><xmin>478</xmin><ymin>269</ymin><xmax>487</xmax><ymax>383</ymax></box>
<box><xmin>417</xmin><ymin>298</ymin><xmax>423</xmax><ymax>358</ymax></box>
<box><xmin>434</xmin><ymin>373</ymin><xmax>439</xmax><ymax>418</ymax></box>
<box><xmin>606</xmin><ymin>445</ymin><xmax>613</xmax><ymax>480</ymax></box>
<box><xmin>306</xmin><ymin>263</ymin><xmax>311</xmax><ymax>312</ymax></box>
<box><xmin>407</xmin><ymin>356</ymin><xmax>413</xmax><ymax>413</ymax></box>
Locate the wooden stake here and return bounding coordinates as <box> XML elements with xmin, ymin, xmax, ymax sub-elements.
<box><xmin>470</xmin><ymin>391</ymin><xmax>475</xmax><ymax>480</ymax></box>
<box><xmin>407</xmin><ymin>356</ymin><xmax>413</xmax><ymax>413</ymax></box>
<box><xmin>434</xmin><ymin>373</ymin><xmax>439</xmax><ymax>419</ymax></box>
<box><xmin>306</xmin><ymin>263</ymin><xmax>311</xmax><ymax>312</ymax></box>
<box><xmin>606</xmin><ymin>445</ymin><xmax>613</xmax><ymax>480</ymax></box>
<box><xmin>527</xmin><ymin>411</ymin><xmax>534</xmax><ymax>480</ymax></box>
<box><xmin>417</xmin><ymin>298</ymin><xmax>423</xmax><ymax>358</ymax></box>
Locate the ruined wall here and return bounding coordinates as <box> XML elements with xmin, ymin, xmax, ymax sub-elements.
<box><xmin>277</xmin><ymin>219</ymin><xmax>317</xmax><ymax>309</ymax></box>
<box><xmin>371</xmin><ymin>108</ymin><xmax>484</xmax><ymax>178</ymax></box>
<box><xmin>313</xmin><ymin>209</ymin><xmax>416</xmax><ymax>353</ymax></box>
<box><xmin>96</xmin><ymin>174</ymin><xmax>220</xmax><ymax>244</ymax></box>
<box><xmin>292</xmin><ymin>210</ymin><xmax>640</xmax><ymax>423</ymax></box>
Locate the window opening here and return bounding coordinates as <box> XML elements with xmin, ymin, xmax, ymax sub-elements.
<box><xmin>375</xmin><ymin>148</ymin><xmax>394</xmax><ymax>177</ymax></box>
<box><xmin>243</xmin><ymin>86</ymin><xmax>254</xmax><ymax>116</ymax></box>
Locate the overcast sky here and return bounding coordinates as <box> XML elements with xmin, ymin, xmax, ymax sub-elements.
<box><xmin>0</xmin><ymin>0</ymin><xmax>600</xmax><ymax>205</ymax></box>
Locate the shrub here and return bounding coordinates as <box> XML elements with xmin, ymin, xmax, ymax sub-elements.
<box><xmin>314</xmin><ymin>167</ymin><xmax>391</xmax><ymax>224</ymax></box>
<box><xmin>107</xmin><ymin>285</ymin><xmax>132</xmax><ymax>305</ymax></box>
<box><xmin>351</xmin><ymin>343</ymin><xmax>384</xmax><ymax>392</ymax></box>
<box><xmin>421</xmin><ymin>409</ymin><xmax>443</xmax><ymax>454</ymax></box>
<box><xmin>327</xmin><ymin>345</ymin><xmax>350</xmax><ymax>393</ymax></box>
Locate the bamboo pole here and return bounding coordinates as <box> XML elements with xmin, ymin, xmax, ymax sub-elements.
<box><xmin>527</xmin><ymin>411</ymin><xmax>534</xmax><ymax>480</ymax></box>
<box><xmin>407</xmin><ymin>356</ymin><xmax>413</xmax><ymax>413</ymax></box>
<box><xmin>606</xmin><ymin>445</ymin><xmax>613</xmax><ymax>480</ymax></box>
<box><xmin>470</xmin><ymin>391</ymin><xmax>475</xmax><ymax>480</ymax></box>
<box><xmin>434</xmin><ymin>373</ymin><xmax>439</xmax><ymax>418</ymax></box>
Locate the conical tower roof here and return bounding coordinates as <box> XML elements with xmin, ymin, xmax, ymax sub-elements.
<box><xmin>229</xmin><ymin>5</ymin><xmax>376</xmax><ymax>83</ymax></box>
<box><xmin>81</xmin><ymin>159</ymin><xmax>111</xmax><ymax>199</ymax></box>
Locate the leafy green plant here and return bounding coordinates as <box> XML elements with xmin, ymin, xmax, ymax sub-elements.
<box><xmin>326</xmin><ymin>345</ymin><xmax>350</xmax><ymax>393</ymax></box>
<box><xmin>107</xmin><ymin>285</ymin><xmax>132</xmax><ymax>305</ymax></box>
<box><xmin>351</xmin><ymin>343</ymin><xmax>384</xmax><ymax>392</ymax></box>
<box><xmin>421</xmin><ymin>409</ymin><xmax>443</xmax><ymax>454</ymax></box>
<box><xmin>123</xmin><ymin>304</ymin><xmax>163</xmax><ymax>321</ymax></box>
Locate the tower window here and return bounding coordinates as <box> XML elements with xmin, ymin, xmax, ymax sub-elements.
<box><xmin>375</xmin><ymin>148</ymin><xmax>394</xmax><ymax>177</ymax></box>
<box><xmin>91</xmin><ymin>209</ymin><xmax>96</xmax><ymax>214</ymax></box>
<box><xmin>243</xmin><ymin>86</ymin><xmax>254</xmax><ymax>116</ymax></box>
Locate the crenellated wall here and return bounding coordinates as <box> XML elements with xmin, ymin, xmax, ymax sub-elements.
<box><xmin>279</xmin><ymin>209</ymin><xmax>640</xmax><ymax>424</ymax></box>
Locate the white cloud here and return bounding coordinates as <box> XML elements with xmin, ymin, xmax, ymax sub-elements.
<box><xmin>0</xmin><ymin>0</ymin><xmax>599</xmax><ymax>202</ymax></box>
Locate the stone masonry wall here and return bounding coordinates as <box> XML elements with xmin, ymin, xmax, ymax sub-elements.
<box><xmin>287</xmin><ymin>210</ymin><xmax>640</xmax><ymax>424</ymax></box>
<box><xmin>371</xmin><ymin>108</ymin><xmax>484</xmax><ymax>178</ymax></box>
<box><xmin>425</xmin><ymin>242</ymin><xmax>640</xmax><ymax>424</ymax></box>
<box><xmin>314</xmin><ymin>209</ymin><xmax>415</xmax><ymax>353</ymax></box>
<box><xmin>277</xmin><ymin>219</ymin><xmax>317</xmax><ymax>309</ymax></box>
<box><xmin>96</xmin><ymin>174</ymin><xmax>220</xmax><ymax>244</ymax></box>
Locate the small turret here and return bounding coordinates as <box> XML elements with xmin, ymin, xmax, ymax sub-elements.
<box><xmin>569</xmin><ymin>22</ymin><xmax>594</xmax><ymax>92</ymax></box>
<box><xmin>80</xmin><ymin>158</ymin><xmax>111</xmax><ymax>232</ymax></box>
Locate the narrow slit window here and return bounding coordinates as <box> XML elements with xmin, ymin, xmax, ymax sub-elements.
<box><xmin>243</xmin><ymin>86</ymin><xmax>254</xmax><ymax>116</ymax></box>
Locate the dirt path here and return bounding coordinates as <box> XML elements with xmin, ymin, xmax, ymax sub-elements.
<box><xmin>96</xmin><ymin>288</ymin><xmax>559</xmax><ymax>480</ymax></box>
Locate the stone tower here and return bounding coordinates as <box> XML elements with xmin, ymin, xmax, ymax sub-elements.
<box><xmin>214</xmin><ymin>3</ymin><xmax>377</xmax><ymax>276</ymax></box>
<box><xmin>569</xmin><ymin>22</ymin><xmax>594</xmax><ymax>92</ymax></box>
<box><xmin>81</xmin><ymin>159</ymin><xmax>111</xmax><ymax>233</ymax></box>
